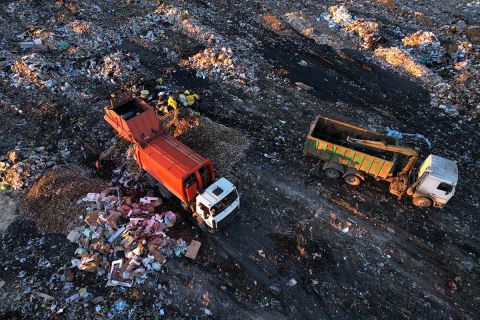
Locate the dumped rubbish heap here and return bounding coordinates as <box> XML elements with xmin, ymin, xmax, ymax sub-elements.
<box><xmin>326</xmin><ymin>5</ymin><xmax>380</xmax><ymax>49</ymax></box>
<box><xmin>86</xmin><ymin>51</ymin><xmax>141</xmax><ymax>83</ymax></box>
<box><xmin>326</xmin><ymin>4</ymin><xmax>480</xmax><ymax>117</ymax></box>
<box><xmin>0</xmin><ymin>147</ymin><xmax>59</xmax><ymax>191</ymax></box>
<box><xmin>67</xmin><ymin>188</ymin><xmax>188</xmax><ymax>287</ymax></box>
<box><xmin>401</xmin><ymin>31</ymin><xmax>445</xmax><ymax>66</ymax></box>
<box><xmin>182</xmin><ymin>47</ymin><xmax>250</xmax><ymax>85</ymax></box>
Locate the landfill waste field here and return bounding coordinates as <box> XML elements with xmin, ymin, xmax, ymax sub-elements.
<box><xmin>0</xmin><ymin>0</ymin><xmax>479</xmax><ymax>319</ymax></box>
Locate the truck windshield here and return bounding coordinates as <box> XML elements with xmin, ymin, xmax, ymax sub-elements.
<box><xmin>210</xmin><ymin>190</ymin><xmax>238</xmax><ymax>217</ymax></box>
<box><xmin>437</xmin><ymin>182</ymin><xmax>453</xmax><ymax>194</ymax></box>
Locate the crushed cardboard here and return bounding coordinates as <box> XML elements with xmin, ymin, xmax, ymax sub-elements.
<box><xmin>66</xmin><ymin>188</ymin><xmax>188</xmax><ymax>286</ymax></box>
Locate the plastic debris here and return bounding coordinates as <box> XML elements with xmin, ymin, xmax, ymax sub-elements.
<box><xmin>287</xmin><ymin>278</ymin><xmax>298</xmax><ymax>287</ymax></box>
<box><xmin>386</xmin><ymin>128</ymin><xmax>432</xmax><ymax>148</ymax></box>
<box><xmin>108</xmin><ymin>299</ymin><xmax>128</xmax><ymax>317</ymax></box>
<box><xmin>204</xmin><ymin>308</ymin><xmax>213</xmax><ymax>316</ymax></box>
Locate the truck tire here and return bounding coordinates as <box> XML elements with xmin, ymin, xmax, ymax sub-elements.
<box><xmin>195</xmin><ymin>215</ymin><xmax>208</xmax><ymax>232</ymax></box>
<box><xmin>344</xmin><ymin>174</ymin><xmax>361</xmax><ymax>186</ymax></box>
<box><xmin>412</xmin><ymin>196</ymin><xmax>432</xmax><ymax>208</ymax></box>
<box><xmin>195</xmin><ymin>215</ymin><xmax>216</xmax><ymax>234</ymax></box>
<box><xmin>325</xmin><ymin>168</ymin><xmax>341</xmax><ymax>179</ymax></box>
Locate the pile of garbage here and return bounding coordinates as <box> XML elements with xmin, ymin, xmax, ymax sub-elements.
<box><xmin>155</xmin><ymin>6</ymin><xmax>219</xmax><ymax>45</ymax></box>
<box><xmin>150</xmin><ymin>4</ymin><xmax>257</xmax><ymax>86</ymax></box>
<box><xmin>326</xmin><ymin>5</ymin><xmax>353</xmax><ymax>26</ymax></box>
<box><xmin>16</xmin><ymin>27</ymin><xmax>70</xmax><ymax>52</ymax></box>
<box><xmin>344</xmin><ymin>19</ymin><xmax>381</xmax><ymax>49</ymax></box>
<box><xmin>182</xmin><ymin>47</ymin><xmax>249</xmax><ymax>84</ymax></box>
<box><xmin>67</xmin><ymin>188</ymin><xmax>189</xmax><ymax>287</ymax></box>
<box><xmin>326</xmin><ymin>6</ymin><xmax>380</xmax><ymax>49</ymax></box>
<box><xmin>402</xmin><ymin>31</ymin><xmax>445</xmax><ymax>65</ymax></box>
<box><xmin>325</xmin><ymin>4</ymin><xmax>480</xmax><ymax>116</ymax></box>
<box><xmin>9</xmin><ymin>53</ymin><xmax>57</xmax><ymax>89</ymax></box>
<box><xmin>85</xmin><ymin>51</ymin><xmax>141</xmax><ymax>83</ymax></box>
<box><xmin>0</xmin><ymin>147</ymin><xmax>59</xmax><ymax>191</ymax></box>
<box><xmin>374</xmin><ymin>47</ymin><xmax>429</xmax><ymax>77</ymax></box>
<box><xmin>67</xmin><ymin>20</ymin><xmax>92</xmax><ymax>35</ymax></box>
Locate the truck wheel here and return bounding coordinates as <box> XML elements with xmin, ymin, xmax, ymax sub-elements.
<box><xmin>344</xmin><ymin>174</ymin><xmax>361</xmax><ymax>186</ymax></box>
<box><xmin>325</xmin><ymin>168</ymin><xmax>341</xmax><ymax>179</ymax></box>
<box><xmin>195</xmin><ymin>215</ymin><xmax>208</xmax><ymax>232</ymax></box>
<box><xmin>412</xmin><ymin>196</ymin><xmax>432</xmax><ymax>208</ymax></box>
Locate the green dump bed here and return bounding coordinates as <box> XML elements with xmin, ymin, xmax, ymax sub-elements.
<box><xmin>304</xmin><ymin>116</ymin><xmax>398</xmax><ymax>179</ymax></box>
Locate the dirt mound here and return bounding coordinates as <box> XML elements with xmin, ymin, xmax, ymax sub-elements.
<box><xmin>179</xmin><ymin>116</ymin><xmax>249</xmax><ymax>175</ymax></box>
<box><xmin>21</xmin><ymin>166</ymin><xmax>105</xmax><ymax>233</ymax></box>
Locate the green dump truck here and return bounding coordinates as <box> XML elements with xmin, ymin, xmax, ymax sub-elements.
<box><xmin>304</xmin><ymin>116</ymin><xmax>458</xmax><ymax>208</ymax></box>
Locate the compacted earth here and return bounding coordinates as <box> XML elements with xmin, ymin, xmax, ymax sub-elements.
<box><xmin>0</xmin><ymin>0</ymin><xmax>479</xmax><ymax>319</ymax></box>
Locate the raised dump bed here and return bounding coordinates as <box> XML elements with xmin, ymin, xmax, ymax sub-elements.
<box><xmin>304</xmin><ymin>116</ymin><xmax>398</xmax><ymax>179</ymax></box>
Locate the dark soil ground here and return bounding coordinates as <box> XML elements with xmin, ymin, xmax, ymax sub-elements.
<box><xmin>0</xmin><ymin>0</ymin><xmax>479</xmax><ymax>319</ymax></box>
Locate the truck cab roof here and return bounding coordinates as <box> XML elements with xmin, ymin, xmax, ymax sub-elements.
<box><xmin>198</xmin><ymin>178</ymin><xmax>236</xmax><ymax>208</ymax></box>
<box><xmin>419</xmin><ymin>154</ymin><xmax>458</xmax><ymax>185</ymax></box>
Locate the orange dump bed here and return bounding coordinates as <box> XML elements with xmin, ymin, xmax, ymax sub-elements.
<box><xmin>105</xmin><ymin>98</ymin><xmax>214</xmax><ymax>204</ymax></box>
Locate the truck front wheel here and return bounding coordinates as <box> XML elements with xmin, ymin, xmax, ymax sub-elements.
<box><xmin>412</xmin><ymin>196</ymin><xmax>432</xmax><ymax>208</ymax></box>
<box><xmin>325</xmin><ymin>168</ymin><xmax>341</xmax><ymax>179</ymax></box>
<box><xmin>344</xmin><ymin>174</ymin><xmax>361</xmax><ymax>186</ymax></box>
<box><xmin>195</xmin><ymin>215</ymin><xmax>208</xmax><ymax>232</ymax></box>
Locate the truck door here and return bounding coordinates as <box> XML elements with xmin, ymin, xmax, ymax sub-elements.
<box><xmin>183</xmin><ymin>174</ymin><xmax>198</xmax><ymax>202</ymax></box>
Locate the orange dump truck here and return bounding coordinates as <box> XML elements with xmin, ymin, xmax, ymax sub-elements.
<box><xmin>104</xmin><ymin>98</ymin><xmax>240</xmax><ymax>231</ymax></box>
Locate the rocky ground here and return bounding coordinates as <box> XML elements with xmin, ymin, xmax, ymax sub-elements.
<box><xmin>0</xmin><ymin>0</ymin><xmax>479</xmax><ymax>319</ymax></box>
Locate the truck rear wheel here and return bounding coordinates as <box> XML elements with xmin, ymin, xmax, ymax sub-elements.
<box><xmin>325</xmin><ymin>168</ymin><xmax>341</xmax><ymax>179</ymax></box>
<box><xmin>412</xmin><ymin>196</ymin><xmax>432</xmax><ymax>208</ymax></box>
<box><xmin>344</xmin><ymin>174</ymin><xmax>361</xmax><ymax>186</ymax></box>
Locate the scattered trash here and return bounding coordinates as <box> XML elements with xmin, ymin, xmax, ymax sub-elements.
<box><xmin>287</xmin><ymin>278</ymin><xmax>297</xmax><ymax>287</ymax></box>
<box><xmin>36</xmin><ymin>292</ymin><xmax>54</xmax><ymax>300</ymax></box>
<box><xmin>204</xmin><ymin>308</ymin><xmax>213</xmax><ymax>316</ymax></box>
<box><xmin>184</xmin><ymin>240</ymin><xmax>202</xmax><ymax>260</ymax></box>
<box><xmin>269</xmin><ymin>285</ymin><xmax>281</xmax><ymax>293</ymax></box>
<box><xmin>295</xmin><ymin>81</ymin><xmax>314</xmax><ymax>91</ymax></box>
<box><xmin>65</xmin><ymin>294</ymin><xmax>79</xmax><ymax>303</ymax></box>
<box><xmin>108</xmin><ymin>299</ymin><xmax>128</xmax><ymax>317</ymax></box>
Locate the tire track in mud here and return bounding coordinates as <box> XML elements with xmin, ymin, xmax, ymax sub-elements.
<box><xmin>213</xmin><ymin>222</ymin><xmax>327</xmax><ymax>319</ymax></box>
<box><xmin>257</xmin><ymin>164</ymin><xmax>476</xmax><ymax>318</ymax></box>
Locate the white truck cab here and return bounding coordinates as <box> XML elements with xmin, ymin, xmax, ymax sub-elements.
<box><xmin>196</xmin><ymin>177</ymin><xmax>240</xmax><ymax>230</ymax></box>
<box><xmin>414</xmin><ymin>155</ymin><xmax>458</xmax><ymax>208</ymax></box>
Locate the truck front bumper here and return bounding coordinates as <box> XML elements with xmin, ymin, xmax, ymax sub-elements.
<box><xmin>215</xmin><ymin>206</ymin><xmax>239</xmax><ymax>230</ymax></box>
